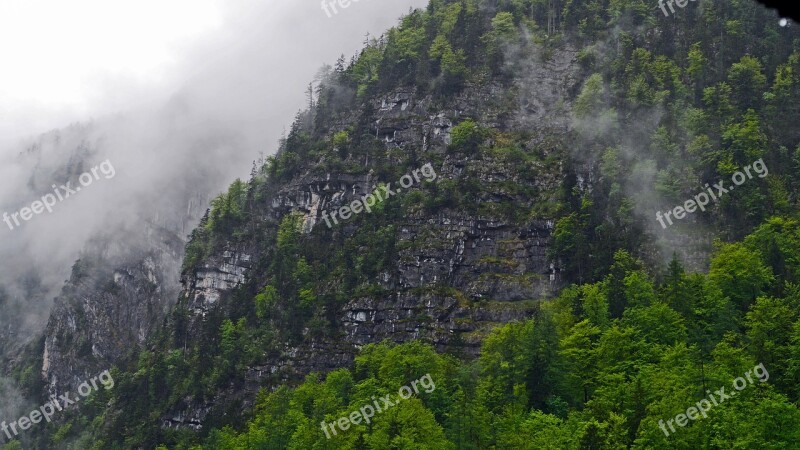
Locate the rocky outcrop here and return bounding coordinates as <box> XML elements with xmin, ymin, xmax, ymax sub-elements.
<box><xmin>184</xmin><ymin>249</ymin><xmax>253</xmax><ymax>317</ymax></box>
<box><xmin>41</xmin><ymin>226</ymin><xmax>184</xmax><ymax>397</ymax></box>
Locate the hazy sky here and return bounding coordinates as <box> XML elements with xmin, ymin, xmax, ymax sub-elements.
<box><xmin>0</xmin><ymin>0</ymin><xmax>429</xmax><ymax>151</ymax></box>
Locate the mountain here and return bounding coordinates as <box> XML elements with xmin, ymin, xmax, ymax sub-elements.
<box><xmin>7</xmin><ymin>0</ymin><xmax>800</xmax><ymax>448</ymax></box>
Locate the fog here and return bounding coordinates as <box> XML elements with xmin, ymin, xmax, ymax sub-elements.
<box><xmin>0</xmin><ymin>0</ymin><xmax>429</xmax><ymax>350</ymax></box>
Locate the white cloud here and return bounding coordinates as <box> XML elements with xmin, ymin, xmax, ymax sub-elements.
<box><xmin>0</xmin><ymin>0</ymin><xmax>218</xmax><ymax>105</ymax></box>
<box><xmin>0</xmin><ymin>0</ymin><xmax>428</xmax><ymax>149</ymax></box>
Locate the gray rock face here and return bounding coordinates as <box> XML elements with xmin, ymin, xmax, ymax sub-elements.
<box><xmin>41</xmin><ymin>227</ymin><xmax>184</xmax><ymax>397</ymax></box>
<box><xmin>393</xmin><ymin>216</ymin><xmax>558</xmax><ymax>297</ymax></box>
<box><xmin>184</xmin><ymin>249</ymin><xmax>253</xmax><ymax>317</ymax></box>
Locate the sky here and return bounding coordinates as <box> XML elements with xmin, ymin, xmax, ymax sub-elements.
<box><xmin>0</xmin><ymin>0</ymin><xmax>429</xmax><ymax>150</ymax></box>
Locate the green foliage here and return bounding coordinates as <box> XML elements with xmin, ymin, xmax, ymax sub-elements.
<box><xmin>210</xmin><ymin>318</ymin><xmax>249</xmax><ymax>388</ymax></box>
<box><xmin>254</xmin><ymin>285</ymin><xmax>278</xmax><ymax>319</ymax></box>
<box><xmin>207</xmin><ymin>179</ymin><xmax>248</xmax><ymax>234</ymax></box>
<box><xmin>277</xmin><ymin>212</ymin><xmax>304</xmax><ymax>251</ymax></box>
<box><xmin>482</xmin><ymin>11</ymin><xmax>517</xmax><ymax>70</ymax></box>
<box><xmin>727</xmin><ymin>55</ymin><xmax>767</xmax><ymax>111</ymax></box>
<box><xmin>448</xmin><ymin>119</ymin><xmax>484</xmax><ymax>154</ymax></box>
<box><xmin>350</xmin><ymin>44</ymin><xmax>385</xmax><ymax>98</ymax></box>
<box><xmin>429</xmin><ymin>34</ymin><xmax>467</xmax><ymax>91</ymax></box>
<box><xmin>574</xmin><ymin>73</ymin><xmax>606</xmax><ymax>119</ymax></box>
<box><xmin>332</xmin><ymin>130</ymin><xmax>351</xmax><ymax>158</ymax></box>
<box><xmin>709</xmin><ymin>242</ymin><xmax>774</xmax><ymax>310</ymax></box>
<box><xmin>687</xmin><ymin>42</ymin><xmax>707</xmax><ymax>82</ymax></box>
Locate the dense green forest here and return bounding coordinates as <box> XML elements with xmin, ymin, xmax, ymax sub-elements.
<box><xmin>16</xmin><ymin>0</ymin><xmax>800</xmax><ymax>448</ymax></box>
<box><xmin>202</xmin><ymin>222</ymin><xmax>800</xmax><ymax>448</ymax></box>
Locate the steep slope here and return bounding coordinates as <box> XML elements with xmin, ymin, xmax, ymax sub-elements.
<box><xmin>41</xmin><ymin>225</ymin><xmax>184</xmax><ymax>399</ymax></box>
<box><xmin>166</xmin><ymin>78</ymin><xmax>574</xmax><ymax>429</ymax></box>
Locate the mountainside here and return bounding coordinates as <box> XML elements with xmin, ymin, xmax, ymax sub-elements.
<box><xmin>167</xmin><ymin>77</ymin><xmax>573</xmax><ymax>429</ymax></box>
<box><xmin>41</xmin><ymin>225</ymin><xmax>184</xmax><ymax>401</ymax></box>
<box><xmin>8</xmin><ymin>0</ymin><xmax>800</xmax><ymax>449</ymax></box>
